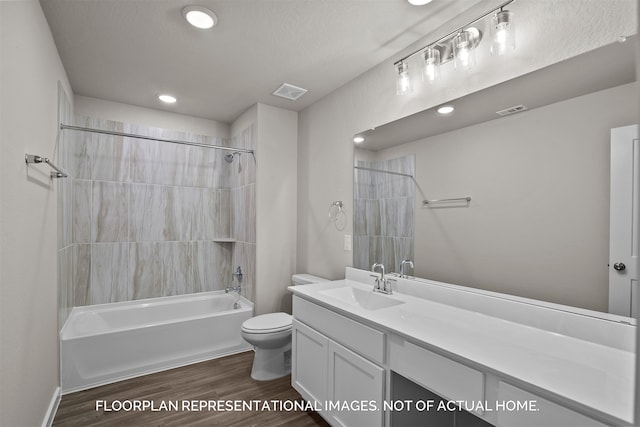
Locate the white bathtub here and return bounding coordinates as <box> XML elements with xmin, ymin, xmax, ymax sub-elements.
<box><xmin>60</xmin><ymin>291</ymin><xmax>253</xmax><ymax>393</ymax></box>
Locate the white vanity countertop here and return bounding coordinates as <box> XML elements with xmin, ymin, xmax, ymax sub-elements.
<box><xmin>289</xmin><ymin>279</ymin><xmax>635</xmax><ymax>425</ymax></box>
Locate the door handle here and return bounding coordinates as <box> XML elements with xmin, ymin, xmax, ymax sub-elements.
<box><xmin>613</xmin><ymin>262</ymin><xmax>626</xmax><ymax>271</ymax></box>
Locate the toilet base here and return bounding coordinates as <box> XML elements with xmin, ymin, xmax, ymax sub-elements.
<box><xmin>250</xmin><ymin>344</ymin><xmax>291</xmax><ymax>381</ymax></box>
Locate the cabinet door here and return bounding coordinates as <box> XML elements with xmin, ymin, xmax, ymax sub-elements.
<box><xmin>292</xmin><ymin>319</ymin><xmax>329</xmax><ymax>406</ymax></box>
<box><xmin>327</xmin><ymin>341</ymin><xmax>385</xmax><ymax>427</ymax></box>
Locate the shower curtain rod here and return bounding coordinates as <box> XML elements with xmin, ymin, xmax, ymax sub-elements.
<box><xmin>354</xmin><ymin>165</ymin><xmax>413</xmax><ymax>178</ymax></box>
<box><xmin>60</xmin><ymin>124</ymin><xmax>255</xmax><ymax>154</ymax></box>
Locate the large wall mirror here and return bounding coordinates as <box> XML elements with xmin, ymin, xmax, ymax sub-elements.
<box><xmin>353</xmin><ymin>36</ymin><xmax>637</xmax><ymax>315</ymax></box>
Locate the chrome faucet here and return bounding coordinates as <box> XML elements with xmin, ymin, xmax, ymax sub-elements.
<box><xmin>399</xmin><ymin>259</ymin><xmax>414</xmax><ymax>278</ymax></box>
<box><xmin>371</xmin><ymin>263</ymin><xmax>393</xmax><ymax>294</ymax></box>
<box><xmin>225</xmin><ymin>285</ymin><xmax>241</xmax><ymax>294</ymax></box>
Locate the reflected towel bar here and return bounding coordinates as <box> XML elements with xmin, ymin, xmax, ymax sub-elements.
<box><xmin>423</xmin><ymin>196</ymin><xmax>471</xmax><ymax>205</ymax></box>
<box><xmin>25</xmin><ymin>154</ymin><xmax>68</xmax><ymax>178</ymax></box>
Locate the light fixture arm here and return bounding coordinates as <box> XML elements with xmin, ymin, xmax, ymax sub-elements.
<box><xmin>393</xmin><ymin>0</ymin><xmax>516</xmax><ymax>67</ymax></box>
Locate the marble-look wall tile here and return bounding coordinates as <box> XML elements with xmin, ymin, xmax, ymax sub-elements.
<box><xmin>66</xmin><ymin>118</ymin><xmax>256</xmax><ymax>309</ymax></box>
<box><xmin>194</xmin><ymin>189</ymin><xmax>231</xmax><ymax>240</ymax></box>
<box><xmin>73</xmin><ymin>180</ymin><xmax>92</xmax><ymax>243</ymax></box>
<box><xmin>89</xmin><ymin>243</ymin><xmax>130</xmax><ymax>304</ymax></box>
<box><xmin>354</xmin><ymin>155</ymin><xmax>415</xmax><ymax>274</ymax></box>
<box><xmin>129</xmin><ymin>184</ymin><xmax>197</xmax><ymax>241</ymax></box>
<box><xmin>92</xmin><ymin>181</ymin><xmax>128</xmax><ymax>242</ymax></box>
<box><xmin>232</xmin><ymin>242</ymin><xmax>256</xmax><ymax>303</ymax></box>
<box><xmin>130</xmin><ymin>242</ymin><xmax>193</xmax><ymax>299</ymax></box>
<box><xmin>245</xmin><ymin>184</ymin><xmax>256</xmax><ymax>244</ymax></box>
<box><xmin>130</xmin><ymin>137</ymin><xmax>192</xmax><ymax>187</ymax></box>
<box><xmin>73</xmin><ymin>244</ymin><xmax>91</xmax><ymax>306</ymax></box>
<box><xmin>92</xmin><ymin>127</ymin><xmax>130</xmax><ymax>182</ymax></box>
<box><xmin>193</xmin><ymin>241</ymin><xmax>232</xmax><ymax>292</ymax></box>
<box><xmin>231</xmin><ymin>187</ymin><xmax>245</xmax><ymax>242</ymax></box>
<box><xmin>353</xmin><ymin>236</ymin><xmax>369</xmax><ymax>271</ymax></box>
<box><xmin>381</xmin><ymin>197</ymin><xmax>413</xmax><ymax>238</ymax></box>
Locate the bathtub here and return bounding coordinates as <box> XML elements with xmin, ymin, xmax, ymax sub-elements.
<box><xmin>60</xmin><ymin>291</ymin><xmax>253</xmax><ymax>393</ymax></box>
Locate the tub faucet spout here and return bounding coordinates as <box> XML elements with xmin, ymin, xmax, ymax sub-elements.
<box><xmin>225</xmin><ymin>285</ymin><xmax>241</xmax><ymax>294</ymax></box>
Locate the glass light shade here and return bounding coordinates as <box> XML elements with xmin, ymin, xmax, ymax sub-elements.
<box><xmin>422</xmin><ymin>47</ymin><xmax>440</xmax><ymax>83</ymax></box>
<box><xmin>396</xmin><ymin>62</ymin><xmax>412</xmax><ymax>95</ymax></box>
<box><xmin>453</xmin><ymin>31</ymin><xmax>476</xmax><ymax>70</ymax></box>
<box><xmin>491</xmin><ymin>10</ymin><xmax>515</xmax><ymax>55</ymax></box>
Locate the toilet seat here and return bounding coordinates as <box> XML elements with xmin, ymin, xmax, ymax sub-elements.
<box><xmin>241</xmin><ymin>312</ymin><xmax>292</xmax><ymax>334</ymax></box>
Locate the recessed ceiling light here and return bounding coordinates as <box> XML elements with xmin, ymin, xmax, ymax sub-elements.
<box><xmin>353</xmin><ymin>136</ymin><xmax>365</xmax><ymax>144</ymax></box>
<box><xmin>408</xmin><ymin>0</ymin><xmax>433</xmax><ymax>5</ymax></box>
<box><xmin>182</xmin><ymin>6</ymin><xmax>217</xmax><ymax>30</ymax></box>
<box><xmin>158</xmin><ymin>94</ymin><xmax>177</xmax><ymax>104</ymax></box>
<box><xmin>437</xmin><ymin>105</ymin><xmax>454</xmax><ymax>114</ymax></box>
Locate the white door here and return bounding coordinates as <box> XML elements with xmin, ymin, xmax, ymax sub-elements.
<box><xmin>609</xmin><ymin>125</ymin><xmax>639</xmax><ymax>317</ymax></box>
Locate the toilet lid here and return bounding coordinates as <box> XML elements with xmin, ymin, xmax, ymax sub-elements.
<box><xmin>242</xmin><ymin>312</ymin><xmax>292</xmax><ymax>333</ymax></box>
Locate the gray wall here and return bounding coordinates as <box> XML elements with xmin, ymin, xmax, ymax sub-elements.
<box><xmin>0</xmin><ymin>1</ymin><xmax>73</xmax><ymax>426</ymax></box>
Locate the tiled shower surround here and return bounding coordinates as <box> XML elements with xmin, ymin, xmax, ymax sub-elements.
<box><xmin>57</xmin><ymin>95</ymin><xmax>255</xmax><ymax>327</ymax></box>
<box><xmin>353</xmin><ymin>155</ymin><xmax>414</xmax><ymax>274</ymax></box>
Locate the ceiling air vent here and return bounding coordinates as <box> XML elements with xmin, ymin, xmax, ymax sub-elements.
<box><xmin>272</xmin><ymin>83</ymin><xmax>308</xmax><ymax>101</ymax></box>
<box><xmin>496</xmin><ymin>105</ymin><xmax>528</xmax><ymax>116</ymax></box>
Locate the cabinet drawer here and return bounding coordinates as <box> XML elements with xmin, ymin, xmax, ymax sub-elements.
<box><xmin>390</xmin><ymin>339</ymin><xmax>484</xmax><ymax>414</ymax></box>
<box><xmin>496</xmin><ymin>382</ymin><xmax>607</xmax><ymax>427</ymax></box>
<box><xmin>293</xmin><ymin>296</ymin><xmax>385</xmax><ymax>364</ymax></box>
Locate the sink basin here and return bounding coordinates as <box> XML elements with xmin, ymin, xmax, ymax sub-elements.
<box><xmin>319</xmin><ymin>286</ymin><xmax>405</xmax><ymax>310</ymax></box>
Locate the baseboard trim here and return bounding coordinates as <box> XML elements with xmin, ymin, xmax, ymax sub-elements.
<box><xmin>41</xmin><ymin>386</ymin><xmax>61</xmax><ymax>427</ymax></box>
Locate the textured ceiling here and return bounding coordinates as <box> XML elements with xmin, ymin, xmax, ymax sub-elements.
<box><xmin>40</xmin><ymin>0</ymin><xmax>480</xmax><ymax>123</ymax></box>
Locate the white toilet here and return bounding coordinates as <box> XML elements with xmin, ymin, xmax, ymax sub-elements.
<box><xmin>241</xmin><ymin>274</ymin><xmax>327</xmax><ymax>381</ymax></box>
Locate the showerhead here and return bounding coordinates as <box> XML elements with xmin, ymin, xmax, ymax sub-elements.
<box><xmin>224</xmin><ymin>152</ymin><xmax>240</xmax><ymax>163</ymax></box>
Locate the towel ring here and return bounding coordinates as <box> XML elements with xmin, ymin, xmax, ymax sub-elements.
<box><xmin>328</xmin><ymin>201</ymin><xmax>346</xmax><ymax>231</ymax></box>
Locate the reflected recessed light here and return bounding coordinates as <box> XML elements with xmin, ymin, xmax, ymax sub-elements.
<box><xmin>353</xmin><ymin>136</ymin><xmax>365</xmax><ymax>144</ymax></box>
<box><xmin>408</xmin><ymin>0</ymin><xmax>433</xmax><ymax>5</ymax></box>
<box><xmin>437</xmin><ymin>105</ymin><xmax>454</xmax><ymax>114</ymax></box>
<box><xmin>158</xmin><ymin>94</ymin><xmax>177</xmax><ymax>104</ymax></box>
<box><xmin>182</xmin><ymin>6</ymin><xmax>217</xmax><ymax>30</ymax></box>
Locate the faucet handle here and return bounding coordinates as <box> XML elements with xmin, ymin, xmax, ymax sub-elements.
<box><xmin>385</xmin><ymin>277</ymin><xmax>396</xmax><ymax>293</ymax></box>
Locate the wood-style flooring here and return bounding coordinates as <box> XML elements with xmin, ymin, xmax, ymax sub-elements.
<box><xmin>53</xmin><ymin>351</ymin><xmax>330</xmax><ymax>427</ymax></box>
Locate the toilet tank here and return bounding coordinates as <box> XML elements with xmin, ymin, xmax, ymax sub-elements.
<box><xmin>291</xmin><ymin>274</ymin><xmax>328</xmax><ymax>286</ymax></box>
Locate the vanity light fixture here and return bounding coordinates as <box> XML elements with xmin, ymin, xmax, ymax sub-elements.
<box><xmin>395</xmin><ymin>62</ymin><xmax>412</xmax><ymax>95</ymax></box>
<box><xmin>490</xmin><ymin>9</ymin><xmax>515</xmax><ymax>55</ymax></box>
<box><xmin>422</xmin><ymin>46</ymin><xmax>440</xmax><ymax>83</ymax></box>
<box><xmin>437</xmin><ymin>105</ymin><xmax>454</xmax><ymax>114</ymax></box>
<box><xmin>182</xmin><ymin>6</ymin><xmax>218</xmax><ymax>30</ymax></box>
<box><xmin>394</xmin><ymin>0</ymin><xmax>516</xmax><ymax>95</ymax></box>
<box><xmin>408</xmin><ymin>0</ymin><xmax>433</xmax><ymax>5</ymax></box>
<box><xmin>452</xmin><ymin>28</ymin><xmax>480</xmax><ymax>70</ymax></box>
<box><xmin>353</xmin><ymin>135</ymin><xmax>365</xmax><ymax>144</ymax></box>
<box><xmin>158</xmin><ymin>94</ymin><xmax>177</xmax><ymax>104</ymax></box>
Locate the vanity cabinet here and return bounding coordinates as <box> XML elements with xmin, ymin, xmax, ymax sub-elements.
<box><xmin>291</xmin><ymin>284</ymin><xmax>625</xmax><ymax>427</ymax></box>
<box><xmin>292</xmin><ymin>296</ymin><xmax>385</xmax><ymax>427</ymax></box>
<box><xmin>292</xmin><ymin>319</ymin><xmax>328</xmax><ymax>407</ymax></box>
